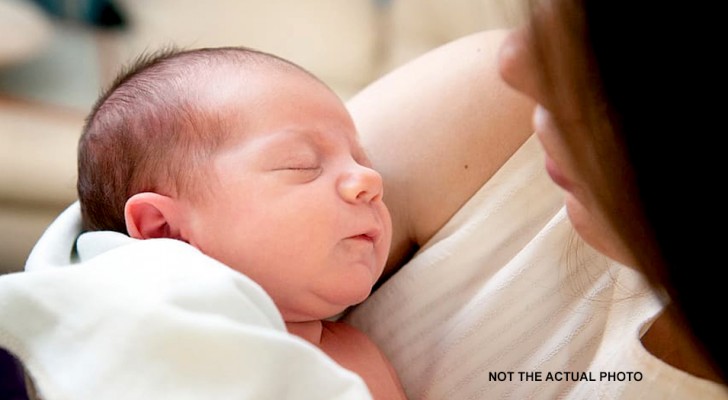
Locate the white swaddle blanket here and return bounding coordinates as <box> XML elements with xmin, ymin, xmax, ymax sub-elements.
<box><xmin>0</xmin><ymin>206</ymin><xmax>371</xmax><ymax>399</ymax></box>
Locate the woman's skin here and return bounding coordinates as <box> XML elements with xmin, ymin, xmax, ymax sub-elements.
<box><xmin>347</xmin><ymin>29</ymin><xmax>535</xmax><ymax>280</ymax></box>
<box><xmin>497</xmin><ymin>25</ymin><xmax>634</xmax><ymax>271</ymax></box>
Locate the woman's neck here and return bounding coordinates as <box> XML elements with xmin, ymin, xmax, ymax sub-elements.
<box><xmin>286</xmin><ymin>320</ymin><xmax>324</xmax><ymax>346</ymax></box>
<box><xmin>641</xmin><ymin>307</ymin><xmax>723</xmax><ymax>384</ymax></box>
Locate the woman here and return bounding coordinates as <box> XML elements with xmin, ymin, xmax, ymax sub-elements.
<box><xmin>498</xmin><ymin>0</ymin><xmax>727</xmax><ymax>387</ymax></box>
<box><xmin>345</xmin><ymin>2</ymin><xmax>727</xmax><ymax>399</ymax></box>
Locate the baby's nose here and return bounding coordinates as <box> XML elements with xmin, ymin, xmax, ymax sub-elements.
<box><xmin>338</xmin><ymin>164</ymin><xmax>383</xmax><ymax>204</ymax></box>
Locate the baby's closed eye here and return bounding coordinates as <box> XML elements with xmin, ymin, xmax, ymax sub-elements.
<box><xmin>271</xmin><ymin>149</ymin><xmax>320</xmax><ymax>171</ymax></box>
<box><xmin>272</xmin><ymin>161</ymin><xmax>322</xmax><ymax>182</ymax></box>
<box><xmin>279</xmin><ymin>165</ymin><xmax>321</xmax><ymax>171</ymax></box>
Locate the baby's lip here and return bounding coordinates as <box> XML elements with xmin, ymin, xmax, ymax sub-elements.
<box><xmin>349</xmin><ymin>228</ymin><xmax>380</xmax><ymax>244</ymax></box>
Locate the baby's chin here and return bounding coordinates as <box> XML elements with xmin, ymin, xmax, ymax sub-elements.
<box><xmin>326</xmin><ymin>282</ymin><xmax>375</xmax><ymax>310</ymax></box>
<box><xmin>280</xmin><ymin>290</ymin><xmax>374</xmax><ymax>323</ymax></box>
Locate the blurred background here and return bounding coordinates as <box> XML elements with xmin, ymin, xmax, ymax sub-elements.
<box><xmin>0</xmin><ymin>0</ymin><xmax>526</xmax><ymax>273</ymax></box>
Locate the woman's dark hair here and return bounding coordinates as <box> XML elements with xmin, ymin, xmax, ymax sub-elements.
<box><xmin>527</xmin><ymin>0</ymin><xmax>725</xmax><ymax>380</ymax></box>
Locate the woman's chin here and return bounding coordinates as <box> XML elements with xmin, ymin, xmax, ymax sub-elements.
<box><xmin>564</xmin><ymin>195</ymin><xmax>635</xmax><ymax>267</ymax></box>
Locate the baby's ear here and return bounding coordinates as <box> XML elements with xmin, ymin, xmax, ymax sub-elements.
<box><xmin>125</xmin><ymin>193</ymin><xmax>185</xmax><ymax>240</ymax></box>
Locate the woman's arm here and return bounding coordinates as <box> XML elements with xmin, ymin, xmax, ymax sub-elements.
<box><xmin>348</xmin><ymin>29</ymin><xmax>536</xmax><ymax>276</ymax></box>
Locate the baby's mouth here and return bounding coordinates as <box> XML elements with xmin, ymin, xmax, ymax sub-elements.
<box><xmin>351</xmin><ymin>234</ymin><xmax>374</xmax><ymax>243</ymax></box>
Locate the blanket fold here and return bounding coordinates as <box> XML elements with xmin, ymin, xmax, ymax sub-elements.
<box><xmin>1</xmin><ymin>208</ymin><xmax>371</xmax><ymax>399</ymax></box>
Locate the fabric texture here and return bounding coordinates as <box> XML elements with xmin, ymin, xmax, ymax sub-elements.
<box><xmin>0</xmin><ymin>204</ymin><xmax>371</xmax><ymax>399</ymax></box>
<box><xmin>568</xmin><ymin>267</ymin><xmax>728</xmax><ymax>399</ymax></box>
<box><xmin>345</xmin><ymin>135</ymin><xmax>727</xmax><ymax>399</ymax></box>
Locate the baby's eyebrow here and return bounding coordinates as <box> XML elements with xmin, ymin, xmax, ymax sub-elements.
<box><xmin>257</xmin><ymin>129</ymin><xmax>315</xmax><ymax>149</ymax></box>
<box><xmin>258</xmin><ymin>133</ymin><xmax>326</xmax><ymax>164</ymax></box>
<box><xmin>267</xmin><ymin>128</ymin><xmax>367</xmax><ymax>162</ymax></box>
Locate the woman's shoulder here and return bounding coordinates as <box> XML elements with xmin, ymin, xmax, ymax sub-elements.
<box><xmin>349</xmin><ymin>30</ymin><xmax>536</xmax><ymax>276</ymax></box>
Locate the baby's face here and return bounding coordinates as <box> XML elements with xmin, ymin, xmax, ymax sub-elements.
<box><xmin>182</xmin><ymin>68</ymin><xmax>392</xmax><ymax>322</ymax></box>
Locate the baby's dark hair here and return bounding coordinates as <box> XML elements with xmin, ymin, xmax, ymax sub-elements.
<box><xmin>78</xmin><ymin>45</ymin><xmax>319</xmax><ymax>233</ymax></box>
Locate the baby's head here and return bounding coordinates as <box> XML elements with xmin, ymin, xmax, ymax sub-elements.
<box><xmin>79</xmin><ymin>46</ymin><xmax>316</xmax><ymax>233</ymax></box>
<box><xmin>78</xmin><ymin>46</ymin><xmax>392</xmax><ymax>321</ymax></box>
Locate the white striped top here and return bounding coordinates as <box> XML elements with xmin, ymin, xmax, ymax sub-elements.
<box><xmin>344</xmin><ymin>136</ymin><xmax>727</xmax><ymax>399</ymax></box>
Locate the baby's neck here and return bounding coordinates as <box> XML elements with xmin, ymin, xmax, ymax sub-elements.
<box><xmin>286</xmin><ymin>320</ymin><xmax>324</xmax><ymax>346</ymax></box>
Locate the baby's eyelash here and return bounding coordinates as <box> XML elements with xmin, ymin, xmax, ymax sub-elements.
<box><xmin>283</xmin><ymin>166</ymin><xmax>321</xmax><ymax>171</ymax></box>
<box><xmin>281</xmin><ymin>166</ymin><xmax>322</xmax><ymax>181</ymax></box>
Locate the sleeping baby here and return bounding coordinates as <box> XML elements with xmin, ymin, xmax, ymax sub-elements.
<box><xmin>76</xmin><ymin>45</ymin><xmax>405</xmax><ymax>399</ymax></box>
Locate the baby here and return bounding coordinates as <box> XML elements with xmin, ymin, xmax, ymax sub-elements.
<box><xmin>77</xmin><ymin>46</ymin><xmax>405</xmax><ymax>399</ymax></box>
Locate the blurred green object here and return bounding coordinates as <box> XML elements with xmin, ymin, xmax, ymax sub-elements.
<box><xmin>29</xmin><ymin>0</ymin><xmax>126</xmax><ymax>28</ymax></box>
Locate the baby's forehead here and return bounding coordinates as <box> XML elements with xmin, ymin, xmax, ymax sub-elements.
<box><xmin>219</xmin><ymin>123</ymin><xmax>362</xmax><ymax>155</ymax></box>
<box><xmin>169</xmin><ymin>58</ymin><xmax>357</xmax><ymax>150</ymax></box>
<box><xmin>189</xmin><ymin>66</ymin><xmax>328</xmax><ymax>118</ymax></box>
